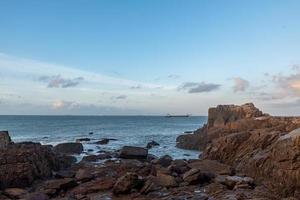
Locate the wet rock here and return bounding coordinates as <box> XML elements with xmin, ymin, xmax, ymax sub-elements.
<box><xmin>75</xmin><ymin>138</ymin><xmax>91</xmax><ymax>142</ymax></box>
<box><xmin>54</xmin><ymin>143</ymin><xmax>83</xmax><ymax>154</ymax></box>
<box><xmin>89</xmin><ymin>132</ymin><xmax>93</xmax><ymax>135</ymax></box>
<box><xmin>119</xmin><ymin>146</ymin><xmax>148</xmax><ymax>159</ymax></box>
<box><xmin>113</xmin><ymin>172</ymin><xmax>143</xmax><ymax>195</ymax></box>
<box><xmin>146</xmin><ymin>140</ymin><xmax>160</xmax><ymax>149</ymax></box>
<box><xmin>0</xmin><ymin>131</ymin><xmax>11</xmax><ymax>148</ymax></box>
<box><xmin>156</xmin><ymin>155</ymin><xmax>173</xmax><ymax>167</ymax></box>
<box><xmin>183</xmin><ymin>168</ymin><xmax>214</xmax><ymax>185</ymax></box>
<box><xmin>81</xmin><ymin>155</ymin><xmax>98</xmax><ymax>162</ymax></box>
<box><xmin>4</xmin><ymin>188</ymin><xmax>28</xmax><ymax>199</ymax></box>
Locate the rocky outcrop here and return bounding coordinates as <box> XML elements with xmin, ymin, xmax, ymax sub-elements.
<box><xmin>177</xmin><ymin>103</ymin><xmax>300</xmax><ymax>198</ymax></box>
<box><xmin>0</xmin><ymin>142</ymin><xmax>59</xmax><ymax>189</ymax></box>
<box><xmin>0</xmin><ymin>131</ymin><xmax>12</xmax><ymax>148</ymax></box>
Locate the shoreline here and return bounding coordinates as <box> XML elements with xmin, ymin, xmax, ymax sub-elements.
<box><xmin>0</xmin><ymin>103</ymin><xmax>299</xmax><ymax>199</ymax></box>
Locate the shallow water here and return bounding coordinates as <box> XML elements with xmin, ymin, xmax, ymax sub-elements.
<box><xmin>0</xmin><ymin>115</ymin><xmax>207</xmax><ymax>159</ymax></box>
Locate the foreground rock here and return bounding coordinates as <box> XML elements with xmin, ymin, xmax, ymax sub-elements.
<box><xmin>119</xmin><ymin>146</ymin><xmax>148</xmax><ymax>159</ymax></box>
<box><xmin>54</xmin><ymin>142</ymin><xmax>83</xmax><ymax>154</ymax></box>
<box><xmin>0</xmin><ymin>131</ymin><xmax>11</xmax><ymax>148</ymax></box>
<box><xmin>177</xmin><ymin>103</ymin><xmax>300</xmax><ymax>198</ymax></box>
<box><xmin>0</xmin><ymin>142</ymin><xmax>59</xmax><ymax>189</ymax></box>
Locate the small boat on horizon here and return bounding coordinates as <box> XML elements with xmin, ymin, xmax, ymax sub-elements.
<box><xmin>165</xmin><ymin>114</ymin><xmax>190</xmax><ymax>118</ymax></box>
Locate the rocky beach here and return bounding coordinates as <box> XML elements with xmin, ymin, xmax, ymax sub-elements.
<box><xmin>0</xmin><ymin>103</ymin><xmax>300</xmax><ymax>200</ymax></box>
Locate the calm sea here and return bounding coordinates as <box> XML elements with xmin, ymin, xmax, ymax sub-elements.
<box><xmin>0</xmin><ymin>116</ymin><xmax>207</xmax><ymax>159</ymax></box>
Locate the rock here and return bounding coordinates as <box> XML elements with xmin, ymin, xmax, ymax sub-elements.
<box><xmin>43</xmin><ymin>178</ymin><xmax>78</xmax><ymax>191</ymax></box>
<box><xmin>156</xmin><ymin>155</ymin><xmax>173</xmax><ymax>167</ymax></box>
<box><xmin>183</xmin><ymin>168</ymin><xmax>214</xmax><ymax>185</ymax></box>
<box><xmin>223</xmin><ymin>176</ymin><xmax>254</xmax><ymax>190</ymax></box>
<box><xmin>119</xmin><ymin>146</ymin><xmax>148</xmax><ymax>159</ymax></box>
<box><xmin>112</xmin><ymin>172</ymin><xmax>143</xmax><ymax>194</ymax></box>
<box><xmin>168</xmin><ymin>159</ymin><xmax>190</xmax><ymax>174</ymax></box>
<box><xmin>75</xmin><ymin>138</ymin><xmax>91</xmax><ymax>142</ymax></box>
<box><xmin>89</xmin><ymin>132</ymin><xmax>94</xmax><ymax>135</ymax></box>
<box><xmin>146</xmin><ymin>140</ymin><xmax>160</xmax><ymax>149</ymax></box>
<box><xmin>55</xmin><ymin>170</ymin><xmax>75</xmax><ymax>179</ymax></box>
<box><xmin>94</xmin><ymin>138</ymin><xmax>117</xmax><ymax>145</ymax></box>
<box><xmin>75</xmin><ymin>168</ymin><xmax>94</xmax><ymax>182</ymax></box>
<box><xmin>140</xmin><ymin>176</ymin><xmax>162</xmax><ymax>194</ymax></box>
<box><xmin>0</xmin><ymin>142</ymin><xmax>59</xmax><ymax>189</ymax></box>
<box><xmin>54</xmin><ymin>143</ymin><xmax>83</xmax><ymax>154</ymax></box>
<box><xmin>81</xmin><ymin>155</ymin><xmax>98</xmax><ymax>162</ymax></box>
<box><xmin>0</xmin><ymin>131</ymin><xmax>11</xmax><ymax>148</ymax></box>
<box><xmin>24</xmin><ymin>192</ymin><xmax>49</xmax><ymax>200</ymax></box>
<box><xmin>188</xmin><ymin>159</ymin><xmax>234</xmax><ymax>176</ymax></box>
<box><xmin>155</xmin><ymin>173</ymin><xmax>178</xmax><ymax>187</ymax></box>
<box><xmin>4</xmin><ymin>188</ymin><xmax>28</xmax><ymax>199</ymax></box>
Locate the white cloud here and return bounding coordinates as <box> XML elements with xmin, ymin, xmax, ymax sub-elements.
<box><xmin>232</xmin><ymin>77</ymin><xmax>250</xmax><ymax>92</ymax></box>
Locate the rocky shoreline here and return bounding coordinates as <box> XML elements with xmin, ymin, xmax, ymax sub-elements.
<box><xmin>0</xmin><ymin>103</ymin><xmax>299</xmax><ymax>199</ymax></box>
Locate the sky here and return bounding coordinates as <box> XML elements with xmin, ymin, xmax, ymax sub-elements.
<box><xmin>0</xmin><ymin>0</ymin><xmax>300</xmax><ymax>115</ymax></box>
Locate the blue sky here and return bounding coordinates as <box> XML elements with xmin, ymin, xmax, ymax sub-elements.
<box><xmin>1</xmin><ymin>0</ymin><xmax>300</xmax><ymax>115</ymax></box>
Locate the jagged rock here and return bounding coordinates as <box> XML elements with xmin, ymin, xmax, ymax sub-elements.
<box><xmin>112</xmin><ymin>172</ymin><xmax>143</xmax><ymax>194</ymax></box>
<box><xmin>54</xmin><ymin>143</ymin><xmax>83</xmax><ymax>154</ymax></box>
<box><xmin>146</xmin><ymin>140</ymin><xmax>160</xmax><ymax>149</ymax></box>
<box><xmin>168</xmin><ymin>159</ymin><xmax>190</xmax><ymax>174</ymax></box>
<box><xmin>43</xmin><ymin>178</ymin><xmax>77</xmax><ymax>192</ymax></box>
<box><xmin>155</xmin><ymin>173</ymin><xmax>178</xmax><ymax>187</ymax></box>
<box><xmin>119</xmin><ymin>146</ymin><xmax>148</xmax><ymax>159</ymax></box>
<box><xmin>55</xmin><ymin>170</ymin><xmax>75</xmax><ymax>179</ymax></box>
<box><xmin>188</xmin><ymin>159</ymin><xmax>234</xmax><ymax>176</ymax></box>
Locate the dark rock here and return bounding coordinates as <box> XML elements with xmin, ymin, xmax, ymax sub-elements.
<box><xmin>81</xmin><ymin>155</ymin><xmax>98</xmax><ymax>162</ymax></box>
<box><xmin>54</xmin><ymin>143</ymin><xmax>83</xmax><ymax>154</ymax></box>
<box><xmin>155</xmin><ymin>173</ymin><xmax>178</xmax><ymax>187</ymax></box>
<box><xmin>24</xmin><ymin>192</ymin><xmax>49</xmax><ymax>200</ymax></box>
<box><xmin>55</xmin><ymin>170</ymin><xmax>75</xmax><ymax>179</ymax></box>
<box><xmin>113</xmin><ymin>172</ymin><xmax>143</xmax><ymax>194</ymax></box>
<box><xmin>168</xmin><ymin>159</ymin><xmax>190</xmax><ymax>174</ymax></box>
<box><xmin>0</xmin><ymin>142</ymin><xmax>59</xmax><ymax>189</ymax></box>
<box><xmin>43</xmin><ymin>178</ymin><xmax>78</xmax><ymax>191</ymax></box>
<box><xmin>0</xmin><ymin>131</ymin><xmax>12</xmax><ymax>148</ymax></box>
<box><xmin>94</xmin><ymin>138</ymin><xmax>117</xmax><ymax>145</ymax></box>
<box><xmin>146</xmin><ymin>140</ymin><xmax>160</xmax><ymax>149</ymax></box>
<box><xmin>119</xmin><ymin>146</ymin><xmax>148</xmax><ymax>159</ymax></box>
<box><xmin>89</xmin><ymin>132</ymin><xmax>93</xmax><ymax>135</ymax></box>
<box><xmin>156</xmin><ymin>155</ymin><xmax>173</xmax><ymax>167</ymax></box>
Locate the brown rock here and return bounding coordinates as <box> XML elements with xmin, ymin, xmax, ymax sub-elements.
<box><xmin>155</xmin><ymin>173</ymin><xmax>178</xmax><ymax>187</ymax></box>
<box><xmin>156</xmin><ymin>155</ymin><xmax>173</xmax><ymax>167</ymax></box>
<box><xmin>112</xmin><ymin>172</ymin><xmax>143</xmax><ymax>194</ymax></box>
<box><xmin>183</xmin><ymin>168</ymin><xmax>214</xmax><ymax>185</ymax></box>
<box><xmin>4</xmin><ymin>188</ymin><xmax>28</xmax><ymax>199</ymax></box>
<box><xmin>24</xmin><ymin>192</ymin><xmax>49</xmax><ymax>200</ymax></box>
<box><xmin>75</xmin><ymin>168</ymin><xmax>94</xmax><ymax>182</ymax></box>
<box><xmin>119</xmin><ymin>146</ymin><xmax>148</xmax><ymax>159</ymax></box>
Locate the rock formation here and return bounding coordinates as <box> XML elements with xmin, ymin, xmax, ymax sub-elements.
<box><xmin>177</xmin><ymin>102</ymin><xmax>300</xmax><ymax>198</ymax></box>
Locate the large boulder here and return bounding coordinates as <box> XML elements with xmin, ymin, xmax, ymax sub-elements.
<box><xmin>112</xmin><ymin>172</ymin><xmax>143</xmax><ymax>194</ymax></box>
<box><xmin>0</xmin><ymin>131</ymin><xmax>12</xmax><ymax>148</ymax></box>
<box><xmin>119</xmin><ymin>146</ymin><xmax>148</xmax><ymax>159</ymax></box>
<box><xmin>54</xmin><ymin>142</ymin><xmax>83</xmax><ymax>154</ymax></box>
<box><xmin>0</xmin><ymin>142</ymin><xmax>59</xmax><ymax>189</ymax></box>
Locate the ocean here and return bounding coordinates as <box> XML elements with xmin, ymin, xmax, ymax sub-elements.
<box><xmin>0</xmin><ymin>115</ymin><xmax>207</xmax><ymax>159</ymax></box>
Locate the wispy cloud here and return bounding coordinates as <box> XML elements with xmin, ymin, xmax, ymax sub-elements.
<box><xmin>178</xmin><ymin>82</ymin><xmax>221</xmax><ymax>93</ymax></box>
<box><xmin>39</xmin><ymin>75</ymin><xmax>84</xmax><ymax>88</ymax></box>
<box><xmin>232</xmin><ymin>77</ymin><xmax>250</xmax><ymax>92</ymax></box>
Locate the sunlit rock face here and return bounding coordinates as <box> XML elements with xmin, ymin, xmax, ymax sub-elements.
<box><xmin>177</xmin><ymin>102</ymin><xmax>300</xmax><ymax>197</ymax></box>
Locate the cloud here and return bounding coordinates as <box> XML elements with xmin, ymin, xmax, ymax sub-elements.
<box><xmin>39</xmin><ymin>75</ymin><xmax>84</xmax><ymax>88</ymax></box>
<box><xmin>130</xmin><ymin>85</ymin><xmax>142</xmax><ymax>89</ymax></box>
<box><xmin>272</xmin><ymin>68</ymin><xmax>300</xmax><ymax>96</ymax></box>
<box><xmin>51</xmin><ymin>100</ymin><xmax>78</xmax><ymax>109</ymax></box>
<box><xmin>178</xmin><ymin>82</ymin><xmax>221</xmax><ymax>93</ymax></box>
<box><xmin>168</xmin><ymin>74</ymin><xmax>180</xmax><ymax>79</ymax></box>
<box><xmin>232</xmin><ymin>77</ymin><xmax>250</xmax><ymax>92</ymax></box>
<box><xmin>115</xmin><ymin>95</ymin><xmax>127</xmax><ymax>100</ymax></box>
